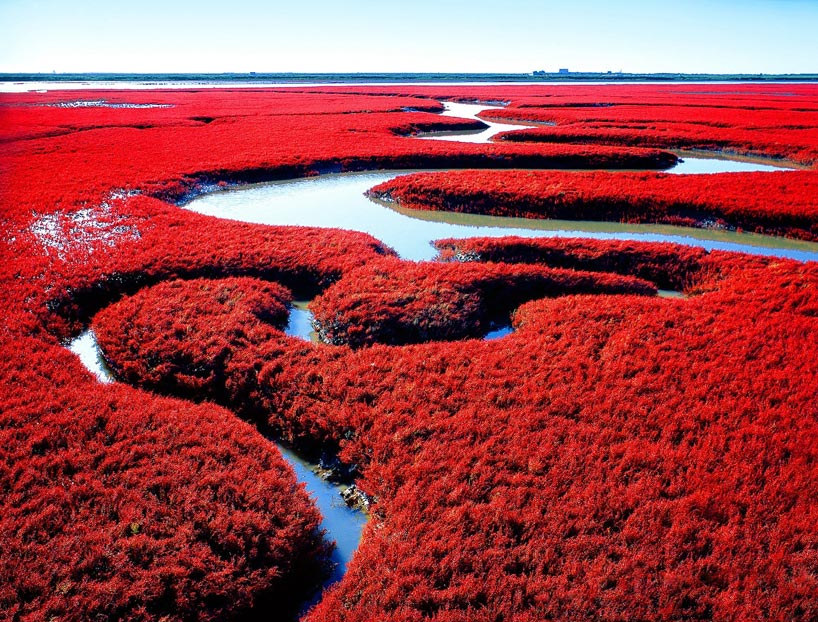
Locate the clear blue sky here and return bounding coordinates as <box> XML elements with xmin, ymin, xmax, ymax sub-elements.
<box><xmin>1</xmin><ymin>0</ymin><xmax>816</xmax><ymax>74</ymax></box>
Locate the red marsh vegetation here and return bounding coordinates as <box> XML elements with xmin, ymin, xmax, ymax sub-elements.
<box><xmin>368</xmin><ymin>169</ymin><xmax>818</xmax><ymax>241</ymax></box>
<box><xmin>1</xmin><ymin>84</ymin><xmax>817</xmax><ymax>621</ymax></box>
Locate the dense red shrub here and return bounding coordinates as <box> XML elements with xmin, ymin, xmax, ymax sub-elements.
<box><xmin>433</xmin><ymin>236</ymin><xmax>709</xmax><ymax>291</ymax></box>
<box><xmin>0</xmin><ymin>336</ymin><xmax>330</xmax><ymax>622</ymax></box>
<box><xmin>3</xmin><ymin>85</ymin><xmax>818</xmax><ymax>621</ymax></box>
<box><xmin>309</xmin><ymin>257</ymin><xmax>656</xmax><ymax>346</ymax></box>
<box><xmin>368</xmin><ymin>169</ymin><xmax>818</xmax><ymax>241</ymax></box>
<box><xmin>94</xmin><ymin>277</ymin><xmax>292</xmax><ymax>398</ymax></box>
<box><xmin>300</xmin><ymin>249</ymin><xmax>818</xmax><ymax>622</ymax></box>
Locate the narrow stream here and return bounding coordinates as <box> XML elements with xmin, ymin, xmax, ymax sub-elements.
<box><xmin>65</xmin><ymin>329</ymin><xmax>367</xmax><ymax>590</ymax></box>
<box><xmin>285</xmin><ymin>301</ymin><xmax>320</xmax><ymax>342</ymax></box>
<box><xmin>417</xmin><ymin>101</ymin><xmax>535</xmax><ymax>143</ymax></box>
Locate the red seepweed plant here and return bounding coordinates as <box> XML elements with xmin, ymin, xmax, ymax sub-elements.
<box><xmin>2</xmin><ymin>84</ymin><xmax>817</xmax><ymax>621</ymax></box>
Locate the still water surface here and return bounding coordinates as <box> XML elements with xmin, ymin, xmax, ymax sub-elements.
<box><xmin>184</xmin><ymin>169</ymin><xmax>818</xmax><ymax>263</ymax></box>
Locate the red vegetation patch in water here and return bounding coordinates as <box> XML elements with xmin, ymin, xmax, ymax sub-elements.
<box><xmin>368</xmin><ymin>168</ymin><xmax>818</xmax><ymax>241</ymax></box>
<box><xmin>434</xmin><ymin>236</ymin><xmax>709</xmax><ymax>291</ymax></box>
<box><xmin>94</xmin><ymin>277</ymin><xmax>292</xmax><ymax>399</ymax></box>
<box><xmin>498</xmin><ymin>122</ymin><xmax>818</xmax><ymax>166</ymax></box>
<box><xmin>309</xmin><ymin>257</ymin><xmax>656</xmax><ymax>347</ymax></box>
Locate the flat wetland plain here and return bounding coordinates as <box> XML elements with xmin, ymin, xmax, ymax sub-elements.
<box><xmin>2</xmin><ymin>80</ymin><xmax>817</xmax><ymax>622</ymax></box>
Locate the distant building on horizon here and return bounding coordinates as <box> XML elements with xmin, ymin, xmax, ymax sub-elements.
<box><xmin>532</xmin><ymin>68</ymin><xmax>571</xmax><ymax>76</ymax></box>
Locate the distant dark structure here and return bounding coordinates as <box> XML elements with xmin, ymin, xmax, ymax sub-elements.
<box><xmin>532</xmin><ymin>69</ymin><xmax>571</xmax><ymax>76</ymax></box>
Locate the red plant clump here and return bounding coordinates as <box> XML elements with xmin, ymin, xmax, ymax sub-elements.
<box><xmin>434</xmin><ymin>236</ymin><xmax>709</xmax><ymax>290</ymax></box>
<box><xmin>487</xmin><ymin>103</ymin><xmax>818</xmax><ymax>131</ymax></box>
<box><xmin>497</xmin><ymin>124</ymin><xmax>818</xmax><ymax>166</ymax></box>
<box><xmin>0</xmin><ymin>337</ymin><xmax>330</xmax><ymax>621</ymax></box>
<box><xmin>368</xmin><ymin>168</ymin><xmax>818</xmax><ymax>241</ymax></box>
<box><xmin>3</xmin><ymin>85</ymin><xmax>818</xmax><ymax>621</ymax></box>
<box><xmin>478</xmin><ymin>101</ymin><xmax>818</xmax><ymax>165</ymax></box>
<box><xmin>93</xmin><ymin>277</ymin><xmax>292</xmax><ymax>399</ymax></box>
<box><xmin>309</xmin><ymin>257</ymin><xmax>656</xmax><ymax>347</ymax></box>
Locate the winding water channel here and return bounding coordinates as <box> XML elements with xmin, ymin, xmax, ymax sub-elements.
<box><xmin>419</xmin><ymin>102</ymin><xmax>797</xmax><ymax>174</ymax></box>
<box><xmin>417</xmin><ymin>101</ymin><xmax>536</xmax><ymax>143</ymax></box>
<box><xmin>182</xmin><ymin>102</ymin><xmax>815</xmax><ymax>262</ymax></box>
<box><xmin>66</xmin><ymin>329</ymin><xmax>367</xmax><ymax>591</ymax></box>
<box><xmin>183</xmin><ymin>169</ymin><xmax>818</xmax><ymax>263</ymax></box>
<box><xmin>63</xmin><ymin>101</ymin><xmax>816</xmax><ymax>614</ymax></box>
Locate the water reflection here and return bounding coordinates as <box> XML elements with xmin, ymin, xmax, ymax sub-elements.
<box><xmin>285</xmin><ymin>301</ymin><xmax>318</xmax><ymax>342</ymax></box>
<box><xmin>484</xmin><ymin>325</ymin><xmax>515</xmax><ymax>340</ymax></box>
<box><xmin>67</xmin><ymin>329</ymin><xmax>114</xmax><ymax>384</ymax></box>
<box><xmin>275</xmin><ymin>443</ymin><xmax>368</xmax><ymax>586</ymax></box>
<box><xmin>668</xmin><ymin>153</ymin><xmax>794</xmax><ymax>174</ymax></box>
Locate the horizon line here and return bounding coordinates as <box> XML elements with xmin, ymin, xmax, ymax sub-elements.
<box><xmin>4</xmin><ymin>71</ymin><xmax>818</xmax><ymax>83</ymax></box>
